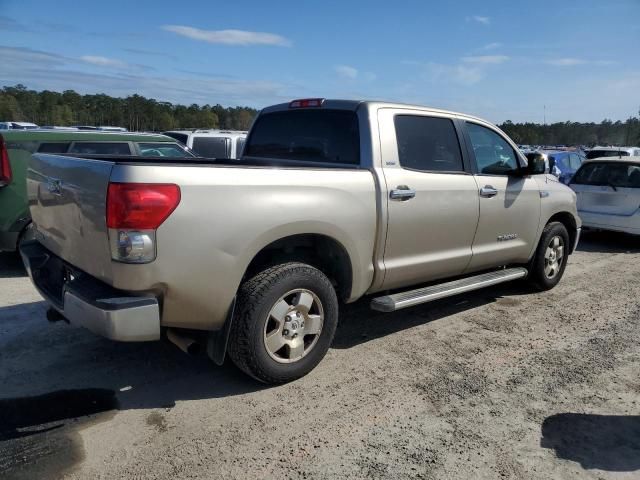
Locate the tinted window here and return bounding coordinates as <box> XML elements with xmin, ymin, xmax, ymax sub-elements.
<box><xmin>68</xmin><ymin>142</ymin><xmax>131</xmax><ymax>155</ymax></box>
<box><xmin>572</xmin><ymin>162</ymin><xmax>640</xmax><ymax>188</ymax></box>
<box><xmin>163</xmin><ymin>132</ymin><xmax>189</xmax><ymax>145</ymax></box>
<box><xmin>245</xmin><ymin>109</ymin><xmax>360</xmax><ymax>165</ymax></box>
<box><xmin>192</xmin><ymin>137</ymin><xmax>230</xmax><ymax>158</ymax></box>
<box><xmin>467</xmin><ymin>123</ymin><xmax>519</xmax><ymax>175</ymax></box>
<box><xmin>37</xmin><ymin>142</ymin><xmax>71</xmax><ymax>153</ymax></box>
<box><xmin>586</xmin><ymin>149</ymin><xmax>630</xmax><ymax>159</ymax></box>
<box><xmin>137</xmin><ymin>142</ymin><xmax>193</xmax><ymax>157</ymax></box>
<box><xmin>394</xmin><ymin>116</ymin><xmax>463</xmax><ymax>172</ymax></box>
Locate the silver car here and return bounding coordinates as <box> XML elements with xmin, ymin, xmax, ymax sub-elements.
<box><xmin>570</xmin><ymin>156</ymin><xmax>640</xmax><ymax>235</ymax></box>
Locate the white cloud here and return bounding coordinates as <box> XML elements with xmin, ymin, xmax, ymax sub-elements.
<box><xmin>81</xmin><ymin>55</ymin><xmax>127</xmax><ymax>68</ymax></box>
<box><xmin>334</xmin><ymin>65</ymin><xmax>358</xmax><ymax>79</ymax></box>
<box><xmin>546</xmin><ymin>58</ymin><xmax>616</xmax><ymax>67</ymax></box>
<box><xmin>481</xmin><ymin>42</ymin><xmax>502</xmax><ymax>50</ymax></box>
<box><xmin>425</xmin><ymin>62</ymin><xmax>484</xmax><ymax>86</ymax></box>
<box><xmin>467</xmin><ymin>15</ymin><xmax>490</xmax><ymax>25</ymax></box>
<box><xmin>0</xmin><ymin>45</ymin><xmax>288</xmax><ymax>107</ymax></box>
<box><xmin>462</xmin><ymin>55</ymin><xmax>509</xmax><ymax>65</ymax></box>
<box><xmin>162</xmin><ymin>25</ymin><xmax>291</xmax><ymax>47</ymax></box>
<box><xmin>546</xmin><ymin>58</ymin><xmax>587</xmax><ymax>66</ymax></box>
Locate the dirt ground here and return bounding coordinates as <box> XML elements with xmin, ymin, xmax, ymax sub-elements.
<box><xmin>1</xmin><ymin>230</ymin><xmax>639</xmax><ymax>480</ymax></box>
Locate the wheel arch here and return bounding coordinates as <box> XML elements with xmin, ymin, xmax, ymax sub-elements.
<box><xmin>242</xmin><ymin>233</ymin><xmax>354</xmax><ymax>301</ymax></box>
<box><xmin>546</xmin><ymin>211</ymin><xmax>578</xmax><ymax>253</ymax></box>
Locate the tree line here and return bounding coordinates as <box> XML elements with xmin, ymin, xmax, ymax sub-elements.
<box><xmin>1</xmin><ymin>84</ymin><xmax>639</xmax><ymax>145</ymax></box>
<box><xmin>499</xmin><ymin>117</ymin><xmax>640</xmax><ymax>147</ymax></box>
<box><xmin>0</xmin><ymin>84</ymin><xmax>258</xmax><ymax>131</ymax></box>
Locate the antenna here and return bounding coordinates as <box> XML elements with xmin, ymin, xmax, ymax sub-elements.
<box><xmin>543</xmin><ymin>105</ymin><xmax>546</xmax><ymax>125</ymax></box>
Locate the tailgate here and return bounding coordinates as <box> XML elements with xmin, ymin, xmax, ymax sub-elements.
<box><xmin>28</xmin><ymin>153</ymin><xmax>114</xmax><ymax>280</ymax></box>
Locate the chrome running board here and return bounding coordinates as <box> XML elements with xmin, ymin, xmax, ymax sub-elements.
<box><xmin>370</xmin><ymin>267</ymin><xmax>528</xmax><ymax>312</ymax></box>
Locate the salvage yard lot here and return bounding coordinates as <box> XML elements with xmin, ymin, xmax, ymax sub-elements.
<box><xmin>1</xmin><ymin>231</ymin><xmax>639</xmax><ymax>480</ymax></box>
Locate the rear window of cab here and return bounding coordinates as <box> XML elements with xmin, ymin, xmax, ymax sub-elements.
<box><xmin>245</xmin><ymin>109</ymin><xmax>360</xmax><ymax>165</ymax></box>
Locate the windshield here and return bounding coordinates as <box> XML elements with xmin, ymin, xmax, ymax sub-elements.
<box><xmin>244</xmin><ymin>109</ymin><xmax>360</xmax><ymax>165</ymax></box>
<box><xmin>571</xmin><ymin>161</ymin><xmax>640</xmax><ymax>188</ymax></box>
<box><xmin>138</xmin><ymin>142</ymin><xmax>194</xmax><ymax>157</ymax></box>
<box><xmin>585</xmin><ymin>149</ymin><xmax>630</xmax><ymax>160</ymax></box>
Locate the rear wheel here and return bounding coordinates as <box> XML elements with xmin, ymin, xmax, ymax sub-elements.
<box><xmin>228</xmin><ymin>262</ymin><xmax>339</xmax><ymax>384</ymax></box>
<box><xmin>528</xmin><ymin>222</ymin><xmax>570</xmax><ymax>291</ymax></box>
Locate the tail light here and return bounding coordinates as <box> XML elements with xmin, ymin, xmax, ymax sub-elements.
<box><xmin>0</xmin><ymin>135</ymin><xmax>12</xmax><ymax>187</ymax></box>
<box><xmin>106</xmin><ymin>183</ymin><xmax>180</xmax><ymax>263</ymax></box>
<box><xmin>289</xmin><ymin>98</ymin><xmax>324</xmax><ymax>108</ymax></box>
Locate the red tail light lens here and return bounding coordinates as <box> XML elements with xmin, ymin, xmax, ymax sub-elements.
<box><xmin>0</xmin><ymin>135</ymin><xmax>12</xmax><ymax>187</ymax></box>
<box><xmin>107</xmin><ymin>183</ymin><xmax>180</xmax><ymax>229</ymax></box>
<box><xmin>289</xmin><ymin>98</ymin><xmax>325</xmax><ymax>108</ymax></box>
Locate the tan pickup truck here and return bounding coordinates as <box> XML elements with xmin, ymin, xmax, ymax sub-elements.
<box><xmin>22</xmin><ymin>99</ymin><xmax>581</xmax><ymax>383</ymax></box>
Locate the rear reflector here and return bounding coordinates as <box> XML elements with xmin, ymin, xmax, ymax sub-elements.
<box><xmin>0</xmin><ymin>135</ymin><xmax>11</xmax><ymax>187</ymax></box>
<box><xmin>107</xmin><ymin>183</ymin><xmax>180</xmax><ymax>229</ymax></box>
<box><xmin>289</xmin><ymin>98</ymin><xmax>325</xmax><ymax>108</ymax></box>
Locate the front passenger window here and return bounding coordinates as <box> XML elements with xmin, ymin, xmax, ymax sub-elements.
<box><xmin>467</xmin><ymin>123</ymin><xmax>519</xmax><ymax>175</ymax></box>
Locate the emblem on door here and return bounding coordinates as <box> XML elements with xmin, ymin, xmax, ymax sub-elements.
<box><xmin>497</xmin><ymin>233</ymin><xmax>518</xmax><ymax>242</ymax></box>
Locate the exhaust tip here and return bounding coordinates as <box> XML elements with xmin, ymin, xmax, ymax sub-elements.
<box><xmin>167</xmin><ymin>329</ymin><xmax>200</xmax><ymax>356</ymax></box>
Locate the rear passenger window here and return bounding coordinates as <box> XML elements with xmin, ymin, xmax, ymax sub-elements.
<box><xmin>192</xmin><ymin>137</ymin><xmax>230</xmax><ymax>158</ymax></box>
<box><xmin>37</xmin><ymin>143</ymin><xmax>70</xmax><ymax>153</ymax></box>
<box><xmin>69</xmin><ymin>142</ymin><xmax>131</xmax><ymax>155</ymax></box>
<box><xmin>466</xmin><ymin>123</ymin><xmax>519</xmax><ymax>175</ymax></box>
<box><xmin>394</xmin><ymin>116</ymin><xmax>463</xmax><ymax>172</ymax></box>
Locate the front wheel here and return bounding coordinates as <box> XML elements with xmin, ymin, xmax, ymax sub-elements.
<box><xmin>227</xmin><ymin>262</ymin><xmax>339</xmax><ymax>384</ymax></box>
<box><xmin>528</xmin><ymin>222</ymin><xmax>570</xmax><ymax>291</ymax></box>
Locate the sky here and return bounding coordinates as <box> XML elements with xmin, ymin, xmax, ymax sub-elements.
<box><xmin>0</xmin><ymin>0</ymin><xmax>639</xmax><ymax>123</ymax></box>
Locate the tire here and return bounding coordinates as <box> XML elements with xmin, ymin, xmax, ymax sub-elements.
<box><xmin>528</xmin><ymin>221</ymin><xmax>570</xmax><ymax>291</ymax></box>
<box><xmin>227</xmin><ymin>262</ymin><xmax>339</xmax><ymax>384</ymax></box>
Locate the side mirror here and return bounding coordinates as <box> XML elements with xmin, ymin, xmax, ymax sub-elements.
<box><xmin>523</xmin><ymin>152</ymin><xmax>547</xmax><ymax>175</ymax></box>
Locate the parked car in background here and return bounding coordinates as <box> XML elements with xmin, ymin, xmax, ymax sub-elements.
<box><xmin>585</xmin><ymin>146</ymin><xmax>640</xmax><ymax>160</ymax></box>
<box><xmin>542</xmin><ymin>150</ymin><xmax>585</xmax><ymax>184</ymax></box>
<box><xmin>570</xmin><ymin>156</ymin><xmax>640</xmax><ymax>235</ymax></box>
<box><xmin>0</xmin><ymin>121</ymin><xmax>39</xmax><ymax>130</ymax></box>
<box><xmin>163</xmin><ymin>129</ymin><xmax>247</xmax><ymax>159</ymax></box>
<box><xmin>22</xmin><ymin>98</ymin><xmax>580</xmax><ymax>383</ymax></box>
<box><xmin>0</xmin><ymin>130</ymin><xmax>194</xmax><ymax>252</ymax></box>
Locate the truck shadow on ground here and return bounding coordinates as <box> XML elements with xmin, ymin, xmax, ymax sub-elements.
<box><xmin>541</xmin><ymin>413</ymin><xmax>640</xmax><ymax>472</ymax></box>
<box><xmin>0</xmin><ymin>252</ymin><xmax>26</xmax><ymax>279</ymax></box>
<box><xmin>577</xmin><ymin>230</ymin><xmax>640</xmax><ymax>254</ymax></box>
<box><xmin>333</xmin><ymin>280</ymin><xmax>529</xmax><ymax>349</ymax></box>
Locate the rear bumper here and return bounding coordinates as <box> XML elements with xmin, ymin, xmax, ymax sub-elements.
<box><xmin>20</xmin><ymin>241</ymin><xmax>161</xmax><ymax>341</ymax></box>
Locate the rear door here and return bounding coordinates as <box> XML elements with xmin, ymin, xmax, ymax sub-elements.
<box><xmin>462</xmin><ymin>121</ymin><xmax>541</xmax><ymax>271</ymax></box>
<box><xmin>571</xmin><ymin>161</ymin><xmax>640</xmax><ymax>217</ymax></box>
<box><xmin>379</xmin><ymin>109</ymin><xmax>480</xmax><ymax>290</ymax></box>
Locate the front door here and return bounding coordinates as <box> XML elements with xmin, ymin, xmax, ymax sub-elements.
<box><xmin>379</xmin><ymin>109</ymin><xmax>480</xmax><ymax>290</ymax></box>
<box><xmin>463</xmin><ymin>121</ymin><xmax>541</xmax><ymax>272</ymax></box>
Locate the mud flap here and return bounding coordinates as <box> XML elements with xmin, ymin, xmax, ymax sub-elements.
<box><xmin>206</xmin><ymin>298</ymin><xmax>236</xmax><ymax>366</ymax></box>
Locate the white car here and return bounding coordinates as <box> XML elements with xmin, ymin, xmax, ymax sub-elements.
<box><xmin>0</xmin><ymin>121</ymin><xmax>39</xmax><ymax>130</ymax></box>
<box><xmin>163</xmin><ymin>129</ymin><xmax>247</xmax><ymax>159</ymax></box>
<box><xmin>570</xmin><ymin>156</ymin><xmax>640</xmax><ymax>235</ymax></box>
<box><xmin>585</xmin><ymin>146</ymin><xmax>640</xmax><ymax>160</ymax></box>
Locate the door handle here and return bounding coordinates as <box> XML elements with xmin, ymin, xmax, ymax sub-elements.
<box><xmin>390</xmin><ymin>186</ymin><xmax>416</xmax><ymax>200</ymax></box>
<box><xmin>479</xmin><ymin>185</ymin><xmax>498</xmax><ymax>198</ymax></box>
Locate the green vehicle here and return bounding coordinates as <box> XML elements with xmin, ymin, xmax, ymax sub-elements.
<box><xmin>0</xmin><ymin>130</ymin><xmax>194</xmax><ymax>252</ymax></box>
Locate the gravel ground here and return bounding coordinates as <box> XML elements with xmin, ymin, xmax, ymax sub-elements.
<box><xmin>1</xmin><ymin>230</ymin><xmax>639</xmax><ymax>479</ymax></box>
